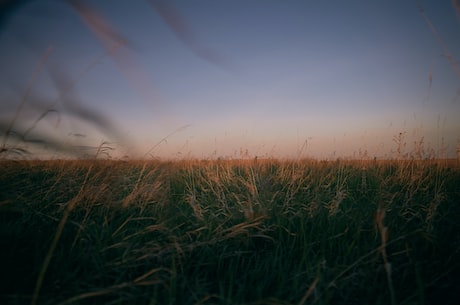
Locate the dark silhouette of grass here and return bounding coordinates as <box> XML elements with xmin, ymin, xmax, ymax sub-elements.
<box><xmin>0</xmin><ymin>159</ymin><xmax>459</xmax><ymax>304</ymax></box>
<box><xmin>0</xmin><ymin>0</ymin><xmax>231</xmax><ymax>159</ymax></box>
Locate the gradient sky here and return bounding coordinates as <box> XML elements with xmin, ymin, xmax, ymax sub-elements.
<box><xmin>0</xmin><ymin>0</ymin><xmax>459</xmax><ymax>159</ymax></box>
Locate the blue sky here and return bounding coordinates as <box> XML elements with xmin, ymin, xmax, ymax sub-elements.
<box><xmin>0</xmin><ymin>0</ymin><xmax>459</xmax><ymax>159</ymax></box>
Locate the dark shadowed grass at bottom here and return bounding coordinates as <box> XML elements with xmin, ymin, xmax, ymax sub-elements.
<box><xmin>0</xmin><ymin>159</ymin><xmax>459</xmax><ymax>305</ymax></box>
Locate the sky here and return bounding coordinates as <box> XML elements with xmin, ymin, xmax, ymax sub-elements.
<box><xmin>0</xmin><ymin>0</ymin><xmax>459</xmax><ymax>160</ymax></box>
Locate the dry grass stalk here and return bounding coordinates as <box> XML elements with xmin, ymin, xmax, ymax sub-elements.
<box><xmin>1</xmin><ymin>46</ymin><xmax>53</xmax><ymax>154</ymax></box>
<box><xmin>32</xmin><ymin>164</ymin><xmax>93</xmax><ymax>305</ymax></box>
<box><xmin>375</xmin><ymin>208</ymin><xmax>396</xmax><ymax>305</ymax></box>
<box><xmin>417</xmin><ymin>0</ymin><xmax>460</xmax><ymax>80</ymax></box>
<box><xmin>297</xmin><ymin>277</ymin><xmax>319</xmax><ymax>305</ymax></box>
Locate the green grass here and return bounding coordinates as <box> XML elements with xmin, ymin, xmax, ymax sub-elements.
<box><xmin>0</xmin><ymin>158</ymin><xmax>459</xmax><ymax>305</ymax></box>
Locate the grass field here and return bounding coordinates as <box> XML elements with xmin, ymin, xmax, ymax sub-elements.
<box><xmin>0</xmin><ymin>158</ymin><xmax>459</xmax><ymax>305</ymax></box>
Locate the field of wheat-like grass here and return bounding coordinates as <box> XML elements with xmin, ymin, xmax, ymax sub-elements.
<box><xmin>0</xmin><ymin>158</ymin><xmax>459</xmax><ymax>305</ymax></box>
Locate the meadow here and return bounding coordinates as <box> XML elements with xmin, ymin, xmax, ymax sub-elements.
<box><xmin>0</xmin><ymin>158</ymin><xmax>459</xmax><ymax>305</ymax></box>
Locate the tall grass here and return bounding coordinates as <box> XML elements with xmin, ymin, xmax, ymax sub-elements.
<box><xmin>1</xmin><ymin>158</ymin><xmax>459</xmax><ymax>304</ymax></box>
<box><xmin>0</xmin><ymin>3</ymin><xmax>459</xmax><ymax>304</ymax></box>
